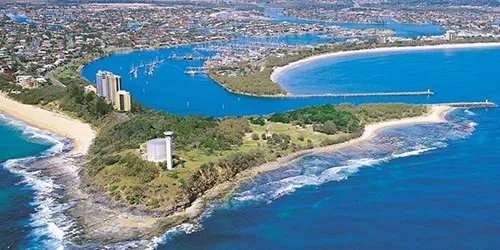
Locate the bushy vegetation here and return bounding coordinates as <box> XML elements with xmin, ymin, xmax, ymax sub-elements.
<box><xmin>0</xmin><ymin>75</ymin><xmax>21</xmax><ymax>92</ymax></box>
<box><xmin>0</xmin><ymin>75</ymin><xmax>113</xmax><ymax>126</ymax></box>
<box><xmin>267</xmin><ymin>102</ymin><xmax>428</xmax><ymax>128</ymax></box>
<box><xmin>91</xmin><ymin>112</ymin><xmax>251</xmax><ymax>158</ymax></box>
<box><xmin>209</xmin><ymin>68</ymin><xmax>286</xmax><ymax>96</ymax></box>
<box><xmin>267</xmin><ymin>104</ymin><xmax>362</xmax><ymax>134</ymax></box>
<box><xmin>58</xmin><ymin>84</ymin><xmax>113</xmax><ymax>125</ymax></box>
<box><xmin>184</xmin><ymin>149</ymin><xmax>268</xmax><ymax>202</ymax></box>
<box><xmin>248</xmin><ymin>116</ymin><xmax>265</xmax><ymax>126</ymax></box>
<box><xmin>354</xmin><ymin>103</ymin><xmax>428</xmax><ymax>124</ymax></box>
<box><xmin>10</xmin><ymin>85</ymin><xmax>66</xmax><ymax>105</ymax></box>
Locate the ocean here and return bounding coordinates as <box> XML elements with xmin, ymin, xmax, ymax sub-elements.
<box><xmin>0</xmin><ymin>114</ymin><xmax>73</xmax><ymax>249</ymax></box>
<box><xmin>157</xmin><ymin>109</ymin><xmax>500</xmax><ymax>249</ymax></box>
<box><xmin>2</xmin><ymin>12</ymin><xmax>500</xmax><ymax>249</ymax></box>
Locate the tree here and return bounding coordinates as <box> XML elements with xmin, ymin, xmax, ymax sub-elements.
<box><xmin>251</xmin><ymin>133</ymin><xmax>260</xmax><ymax>140</ymax></box>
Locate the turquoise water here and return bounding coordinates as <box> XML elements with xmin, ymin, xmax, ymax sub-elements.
<box><xmin>0</xmin><ymin>116</ymin><xmax>49</xmax><ymax>248</ymax></box>
<box><xmin>0</xmin><ymin>114</ymin><xmax>69</xmax><ymax>249</ymax></box>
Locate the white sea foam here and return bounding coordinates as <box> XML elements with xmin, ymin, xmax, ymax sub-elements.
<box><xmin>141</xmin><ymin>204</ymin><xmax>222</xmax><ymax>249</ymax></box>
<box><xmin>233</xmin><ymin>145</ymin><xmax>440</xmax><ymax>205</ymax></box>
<box><xmin>468</xmin><ymin>122</ymin><xmax>478</xmax><ymax>128</ymax></box>
<box><xmin>0</xmin><ymin>114</ymin><xmax>75</xmax><ymax>249</ymax></box>
<box><xmin>392</xmin><ymin>147</ymin><xmax>437</xmax><ymax>158</ymax></box>
<box><xmin>464</xmin><ymin>109</ymin><xmax>476</xmax><ymax>116</ymax></box>
<box><xmin>146</xmin><ymin>223</ymin><xmax>199</xmax><ymax>249</ymax></box>
<box><xmin>1</xmin><ymin>112</ymin><xmax>68</xmax><ymax>153</ymax></box>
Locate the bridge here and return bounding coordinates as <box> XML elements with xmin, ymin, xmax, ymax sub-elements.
<box><xmin>430</xmin><ymin>101</ymin><xmax>497</xmax><ymax>108</ymax></box>
<box><xmin>282</xmin><ymin>90</ymin><xmax>434</xmax><ymax>98</ymax></box>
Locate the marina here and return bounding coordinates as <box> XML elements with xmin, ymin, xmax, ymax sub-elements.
<box><xmin>82</xmin><ymin>45</ymin><xmax>500</xmax><ymax>118</ymax></box>
<box><xmin>184</xmin><ymin>66</ymin><xmax>211</xmax><ymax>75</ymax></box>
<box><xmin>168</xmin><ymin>53</ymin><xmax>208</xmax><ymax>61</ymax></box>
<box><xmin>128</xmin><ymin>58</ymin><xmax>165</xmax><ymax>78</ymax></box>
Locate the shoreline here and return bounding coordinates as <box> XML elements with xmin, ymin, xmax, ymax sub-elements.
<box><xmin>271</xmin><ymin>42</ymin><xmax>500</xmax><ymax>87</ymax></box>
<box><xmin>0</xmin><ymin>89</ymin><xmax>454</xmax><ymax>247</ymax></box>
<box><xmin>78</xmin><ymin>39</ymin><xmax>231</xmax><ymax>78</ymax></box>
<box><xmin>238</xmin><ymin>105</ymin><xmax>449</xmax><ymax>177</ymax></box>
<box><xmin>181</xmin><ymin>105</ymin><xmax>452</xmax><ymax>222</ymax></box>
<box><xmin>0</xmin><ymin>93</ymin><xmax>95</xmax><ymax>155</ymax></box>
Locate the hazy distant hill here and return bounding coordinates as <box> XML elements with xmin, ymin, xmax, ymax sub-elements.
<box><xmin>389</xmin><ymin>0</ymin><xmax>500</xmax><ymax>6</ymax></box>
<box><xmin>5</xmin><ymin>0</ymin><xmax>499</xmax><ymax>6</ymax></box>
<box><xmin>2</xmin><ymin>0</ymin><xmax>48</xmax><ymax>3</ymax></box>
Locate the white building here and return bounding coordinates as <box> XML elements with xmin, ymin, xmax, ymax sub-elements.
<box><xmin>445</xmin><ymin>30</ymin><xmax>456</xmax><ymax>41</ymax></box>
<box><xmin>36</xmin><ymin>77</ymin><xmax>47</xmax><ymax>84</ymax></box>
<box><xmin>96</xmin><ymin>70</ymin><xmax>108</xmax><ymax>98</ymax></box>
<box><xmin>146</xmin><ymin>131</ymin><xmax>174</xmax><ymax>170</ymax></box>
<box><xmin>147</xmin><ymin>138</ymin><xmax>167</xmax><ymax>163</ymax></box>
<box><xmin>96</xmin><ymin>70</ymin><xmax>122</xmax><ymax>104</ymax></box>
<box><xmin>164</xmin><ymin>131</ymin><xmax>174</xmax><ymax>170</ymax></box>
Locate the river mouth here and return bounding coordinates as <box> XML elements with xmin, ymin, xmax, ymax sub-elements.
<box><xmin>78</xmin><ymin>44</ymin><xmax>500</xmax><ymax>248</ymax></box>
<box><xmin>82</xmin><ymin>45</ymin><xmax>500</xmax><ymax>118</ymax></box>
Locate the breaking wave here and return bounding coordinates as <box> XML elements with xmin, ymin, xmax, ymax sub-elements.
<box><xmin>232</xmin><ymin>146</ymin><xmax>438</xmax><ymax>204</ymax></box>
<box><xmin>0</xmin><ymin>114</ymin><xmax>75</xmax><ymax>249</ymax></box>
<box><xmin>464</xmin><ymin>109</ymin><xmax>476</xmax><ymax>116</ymax></box>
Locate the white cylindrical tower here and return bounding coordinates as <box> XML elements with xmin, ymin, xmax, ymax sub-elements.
<box><xmin>147</xmin><ymin>138</ymin><xmax>167</xmax><ymax>162</ymax></box>
<box><xmin>164</xmin><ymin>131</ymin><xmax>174</xmax><ymax>170</ymax></box>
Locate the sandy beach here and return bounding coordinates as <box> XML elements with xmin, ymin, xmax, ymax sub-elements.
<box><xmin>0</xmin><ymin>93</ymin><xmax>96</xmax><ymax>155</ymax></box>
<box><xmin>271</xmin><ymin>42</ymin><xmax>500</xmax><ymax>86</ymax></box>
<box><xmin>248</xmin><ymin>105</ymin><xmax>450</xmax><ymax>175</ymax></box>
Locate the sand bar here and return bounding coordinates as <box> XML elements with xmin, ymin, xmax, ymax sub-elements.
<box><xmin>0</xmin><ymin>93</ymin><xmax>96</xmax><ymax>155</ymax></box>
<box><xmin>271</xmin><ymin>42</ymin><xmax>500</xmax><ymax>86</ymax></box>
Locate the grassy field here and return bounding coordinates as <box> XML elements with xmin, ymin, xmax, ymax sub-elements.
<box><xmin>248</xmin><ymin>122</ymin><xmax>351</xmax><ymax>148</ymax></box>
<box><xmin>91</xmin><ymin>118</ymin><xmax>359</xmax><ymax>208</ymax></box>
<box><xmin>86</xmin><ymin>103</ymin><xmax>428</xmax><ymax>210</ymax></box>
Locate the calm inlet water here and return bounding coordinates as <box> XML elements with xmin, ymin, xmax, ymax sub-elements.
<box><xmin>82</xmin><ymin>47</ymin><xmax>500</xmax><ymax>117</ymax></box>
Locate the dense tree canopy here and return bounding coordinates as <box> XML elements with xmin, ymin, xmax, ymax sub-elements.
<box><xmin>267</xmin><ymin>104</ymin><xmax>362</xmax><ymax>134</ymax></box>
